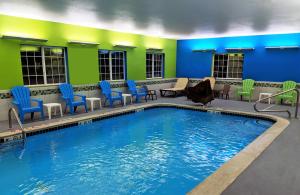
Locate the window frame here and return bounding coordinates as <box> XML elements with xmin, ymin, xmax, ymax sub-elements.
<box><xmin>212</xmin><ymin>53</ymin><xmax>244</xmax><ymax>80</ymax></box>
<box><xmin>98</xmin><ymin>50</ymin><xmax>126</xmax><ymax>81</ymax></box>
<box><xmin>146</xmin><ymin>52</ymin><xmax>164</xmax><ymax>79</ymax></box>
<box><xmin>20</xmin><ymin>45</ymin><xmax>68</xmax><ymax>86</ymax></box>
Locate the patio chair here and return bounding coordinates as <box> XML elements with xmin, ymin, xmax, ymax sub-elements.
<box><xmin>276</xmin><ymin>80</ymin><xmax>297</xmax><ymax>106</ymax></box>
<box><xmin>220</xmin><ymin>84</ymin><xmax>231</xmax><ymax>100</ymax></box>
<box><xmin>127</xmin><ymin>80</ymin><xmax>147</xmax><ymax>103</ymax></box>
<box><xmin>11</xmin><ymin>86</ymin><xmax>44</xmax><ymax>123</ymax></box>
<box><xmin>99</xmin><ymin>80</ymin><xmax>123</xmax><ymax>107</ymax></box>
<box><xmin>237</xmin><ymin>79</ymin><xmax>255</xmax><ymax>102</ymax></box>
<box><xmin>160</xmin><ymin>78</ymin><xmax>189</xmax><ymax>97</ymax></box>
<box><xmin>59</xmin><ymin>83</ymin><xmax>87</xmax><ymax>114</ymax></box>
<box><xmin>142</xmin><ymin>85</ymin><xmax>157</xmax><ymax>100</ymax></box>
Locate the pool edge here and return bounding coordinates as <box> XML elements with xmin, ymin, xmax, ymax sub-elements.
<box><xmin>187</xmin><ymin>108</ymin><xmax>289</xmax><ymax>195</ymax></box>
<box><xmin>0</xmin><ymin>103</ymin><xmax>289</xmax><ymax>195</ymax></box>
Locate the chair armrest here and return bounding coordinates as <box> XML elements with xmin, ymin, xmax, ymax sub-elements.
<box><xmin>12</xmin><ymin>100</ymin><xmax>19</xmax><ymax>106</ymax></box>
<box><xmin>128</xmin><ymin>89</ymin><xmax>137</xmax><ymax>95</ymax></box>
<box><xmin>74</xmin><ymin>94</ymin><xmax>86</xmax><ymax>101</ymax></box>
<box><xmin>137</xmin><ymin>87</ymin><xmax>146</xmax><ymax>93</ymax></box>
<box><xmin>112</xmin><ymin>90</ymin><xmax>123</xmax><ymax>95</ymax></box>
<box><xmin>111</xmin><ymin>91</ymin><xmax>123</xmax><ymax>96</ymax></box>
<box><xmin>111</xmin><ymin>91</ymin><xmax>122</xmax><ymax>94</ymax></box>
<box><xmin>31</xmin><ymin>98</ymin><xmax>43</xmax><ymax>107</ymax></box>
<box><xmin>61</xmin><ymin>96</ymin><xmax>73</xmax><ymax>104</ymax></box>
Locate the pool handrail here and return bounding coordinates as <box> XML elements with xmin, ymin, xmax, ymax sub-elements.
<box><xmin>8</xmin><ymin>105</ymin><xmax>26</xmax><ymax>142</ymax></box>
<box><xmin>253</xmin><ymin>88</ymin><xmax>299</xmax><ymax>118</ymax></box>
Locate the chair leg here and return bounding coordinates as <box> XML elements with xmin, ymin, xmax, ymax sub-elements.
<box><xmin>70</xmin><ymin>106</ymin><xmax>74</xmax><ymax>114</ymax></box>
<box><xmin>64</xmin><ymin>105</ymin><xmax>67</xmax><ymax>113</ymax></box>
<box><xmin>84</xmin><ymin>104</ymin><xmax>88</xmax><ymax>113</ymax></box>
<box><xmin>40</xmin><ymin>109</ymin><xmax>45</xmax><ymax>120</ymax></box>
<box><xmin>20</xmin><ymin>113</ymin><xmax>24</xmax><ymax>124</ymax></box>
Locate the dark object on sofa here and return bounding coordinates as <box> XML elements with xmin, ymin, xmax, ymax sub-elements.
<box><xmin>220</xmin><ymin>84</ymin><xmax>231</xmax><ymax>99</ymax></box>
<box><xmin>142</xmin><ymin>85</ymin><xmax>157</xmax><ymax>100</ymax></box>
<box><xmin>186</xmin><ymin>79</ymin><xmax>214</xmax><ymax>105</ymax></box>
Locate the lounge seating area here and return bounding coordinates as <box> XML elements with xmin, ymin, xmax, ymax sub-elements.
<box><xmin>7</xmin><ymin>77</ymin><xmax>299</xmax><ymax>124</ymax></box>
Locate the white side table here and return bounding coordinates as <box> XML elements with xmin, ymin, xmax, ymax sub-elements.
<box><xmin>86</xmin><ymin>97</ymin><xmax>102</xmax><ymax>111</ymax></box>
<box><xmin>259</xmin><ymin>92</ymin><xmax>272</xmax><ymax>104</ymax></box>
<box><xmin>43</xmin><ymin>103</ymin><xmax>63</xmax><ymax>120</ymax></box>
<box><xmin>122</xmin><ymin>94</ymin><xmax>133</xmax><ymax>106</ymax></box>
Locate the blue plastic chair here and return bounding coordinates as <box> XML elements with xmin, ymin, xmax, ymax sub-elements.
<box><xmin>11</xmin><ymin>86</ymin><xmax>44</xmax><ymax>123</ymax></box>
<box><xmin>99</xmin><ymin>81</ymin><xmax>123</xmax><ymax>107</ymax></box>
<box><xmin>127</xmin><ymin>80</ymin><xmax>147</xmax><ymax>103</ymax></box>
<box><xmin>59</xmin><ymin>83</ymin><xmax>87</xmax><ymax>114</ymax></box>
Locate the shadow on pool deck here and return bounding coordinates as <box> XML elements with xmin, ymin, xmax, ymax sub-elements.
<box><xmin>1</xmin><ymin>97</ymin><xmax>300</xmax><ymax>195</ymax></box>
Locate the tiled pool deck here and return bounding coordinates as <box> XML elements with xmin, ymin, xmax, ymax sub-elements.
<box><xmin>1</xmin><ymin>97</ymin><xmax>299</xmax><ymax>195</ymax></box>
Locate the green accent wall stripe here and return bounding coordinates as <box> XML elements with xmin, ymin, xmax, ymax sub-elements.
<box><xmin>0</xmin><ymin>14</ymin><xmax>177</xmax><ymax>90</ymax></box>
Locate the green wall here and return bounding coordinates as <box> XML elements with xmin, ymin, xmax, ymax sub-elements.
<box><xmin>0</xmin><ymin>14</ymin><xmax>177</xmax><ymax>90</ymax></box>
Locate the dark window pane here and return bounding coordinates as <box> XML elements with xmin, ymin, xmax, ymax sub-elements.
<box><xmin>23</xmin><ymin>76</ymin><xmax>29</xmax><ymax>85</ymax></box>
<box><xmin>37</xmin><ymin>76</ymin><xmax>44</xmax><ymax>84</ymax></box>
<box><xmin>36</xmin><ymin>67</ymin><xmax>43</xmax><ymax>75</ymax></box>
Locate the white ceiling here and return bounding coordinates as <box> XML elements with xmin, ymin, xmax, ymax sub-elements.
<box><xmin>1</xmin><ymin>0</ymin><xmax>300</xmax><ymax>39</ymax></box>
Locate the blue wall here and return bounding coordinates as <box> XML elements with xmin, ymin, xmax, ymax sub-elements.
<box><xmin>177</xmin><ymin>33</ymin><xmax>300</xmax><ymax>82</ymax></box>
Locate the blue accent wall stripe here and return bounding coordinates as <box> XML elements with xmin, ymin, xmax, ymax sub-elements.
<box><xmin>176</xmin><ymin>33</ymin><xmax>300</xmax><ymax>82</ymax></box>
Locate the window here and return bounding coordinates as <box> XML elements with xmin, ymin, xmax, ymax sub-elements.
<box><xmin>213</xmin><ymin>53</ymin><xmax>244</xmax><ymax>79</ymax></box>
<box><xmin>146</xmin><ymin>53</ymin><xmax>164</xmax><ymax>79</ymax></box>
<box><xmin>20</xmin><ymin>45</ymin><xmax>67</xmax><ymax>85</ymax></box>
<box><xmin>98</xmin><ymin>50</ymin><xmax>126</xmax><ymax>81</ymax></box>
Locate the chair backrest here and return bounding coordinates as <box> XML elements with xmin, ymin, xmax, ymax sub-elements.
<box><xmin>174</xmin><ymin>78</ymin><xmax>189</xmax><ymax>89</ymax></box>
<box><xmin>223</xmin><ymin>84</ymin><xmax>231</xmax><ymax>94</ymax></box>
<box><xmin>282</xmin><ymin>80</ymin><xmax>296</xmax><ymax>90</ymax></box>
<box><xmin>127</xmin><ymin>80</ymin><xmax>137</xmax><ymax>93</ymax></box>
<box><xmin>203</xmin><ymin>77</ymin><xmax>216</xmax><ymax>90</ymax></box>
<box><xmin>282</xmin><ymin>80</ymin><xmax>297</xmax><ymax>96</ymax></box>
<box><xmin>99</xmin><ymin>81</ymin><xmax>112</xmax><ymax>97</ymax></box>
<box><xmin>59</xmin><ymin>83</ymin><xmax>74</xmax><ymax>99</ymax></box>
<box><xmin>11</xmin><ymin>86</ymin><xmax>31</xmax><ymax>108</ymax></box>
<box><xmin>142</xmin><ymin>85</ymin><xmax>149</xmax><ymax>93</ymax></box>
<box><xmin>242</xmin><ymin>79</ymin><xmax>255</xmax><ymax>92</ymax></box>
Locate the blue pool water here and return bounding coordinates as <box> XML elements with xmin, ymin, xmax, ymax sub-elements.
<box><xmin>0</xmin><ymin>107</ymin><xmax>273</xmax><ymax>195</ymax></box>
